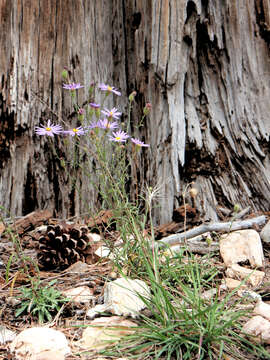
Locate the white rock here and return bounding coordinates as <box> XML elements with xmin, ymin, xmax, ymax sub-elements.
<box><xmin>242</xmin><ymin>315</ymin><xmax>270</xmax><ymax>344</ymax></box>
<box><xmin>220</xmin><ymin>229</ymin><xmax>264</xmax><ymax>267</ymax></box>
<box><xmin>90</xmin><ymin>233</ymin><xmax>102</xmax><ymax>242</ymax></box>
<box><xmin>87</xmin><ymin>277</ymin><xmax>150</xmax><ymax>319</ymax></box>
<box><xmin>86</xmin><ymin>304</ymin><xmax>110</xmax><ymax>319</ymax></box>
<box><xmin>223</xmin><ymin>277</ymin><xmax>247</xmax><ymax>290</ymax></box>
<box><xmin>9</xmin><ymin>327</ymin><xmax>70</xmax><ymax>359</ymax></box>
<box><xmin>95</xmin><ymin>245</ymin><xmax>112</xmax><ymax>258</ymax></box>
<box><xmin>95</xmin><ymin>244</ymin><xmax>127</xmax><ymax>261</ymax></box>
<box><xmin>237</xmin><ymin>290</ymin><xmax>261</xmax><ymax>302</ymax></box>
<box><xmin>62</xmin><ymin>286</ymin><xmax>94</xmax><ymax>305</ymax></box>
<box><xmin>201</xmin><ymin>288</ymin><xmax>217</xmax><ymax>300</ymax></box>
<box><xmin>237</xmin><ymin>287</ymin><xmax>262</xmax><ymax>302</ymax></box>
<box><xmin>254</xmin><ymin>300</ymin><xmax>270</xmax><ymax>321</ymax></box>
<box><xmin>260</xmin><ymin>220</ymin><xmax>270</xmax><ymax>243</ymax></box>
<box><xmin>35</xmin><ymin>350</ymin><xmax>65</xmax><ymax>360</ymax></box>
<box><xmin>78</xmin><ymin>316</ymin><xmax>137</xmax><ymax>350</ymax></box>
<box><xmin>225</xmin><ymin>264</ymin><xmax>265</xmax><ymax>287</ymax></box>
<box><xmin>6</xmin><ymin>296</ymin><xmax>21</xmax><ymax>306</ymax></box>
<box><xmin>0</xmin><ymin>326</ymin><xmax>16</xmax><ymax>344</ymax></box>
<box><xmin>103</xmin><ymin>277</ymin><xmax>150</xmax><ymax>318</ymax></box>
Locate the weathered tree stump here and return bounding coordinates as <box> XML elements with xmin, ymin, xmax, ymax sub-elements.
<box><xmin>0</xmin><ymin>1</ymin><xmax>269</xmax><ymax>224</ymax></box>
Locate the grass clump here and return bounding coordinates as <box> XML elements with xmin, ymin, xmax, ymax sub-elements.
<box><xmin>15</xmin><ymin>279</ymin><xmax>68</xmax><ymax>323</ymax></box>
<box><xmin>102</xmin><ymin>250</ymin><xmax>269</xmax><ymax>359</ymax></box>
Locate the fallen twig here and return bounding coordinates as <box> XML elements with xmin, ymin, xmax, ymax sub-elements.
<box><xmin>12</xmin><ymin>210</ymin><xmax>53</xmax><ymax>235</ymax></box>
<box><xmin>234</xmin><ymin>206</ymin><xmax>251</xmax><ymax>220</ymax></box>
<box><xmin>163</xmin><ymin>239</ymin><xmax>220</xmax><ymax>254</ymax></box>
<box><xmin>157</xmin><ymin>215</ymin><xmax>266</xmax><ymax>248</ymax></box>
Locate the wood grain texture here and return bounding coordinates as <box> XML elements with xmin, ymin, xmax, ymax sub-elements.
<box><xmin>0</xmin><ymin>0</ymin><xmax>125</xmax><ymax>217</ymax></box>
<box><xmin>0</xmin><ymin>0</ymin><xmax>270</xmax><ymax>225</ymax></box>
<box><xmin>124</xmin><ymin>0</ymin><xmax>270</xmax><ymax>223</ymax></box>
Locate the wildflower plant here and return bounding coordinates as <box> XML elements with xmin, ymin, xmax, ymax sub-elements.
<box><xmin>99</xmin><ymin>83</ymin><xmax>121</xmax><ymax>96</ymax></box>
<box><xmin>33</xmin><ymin>72</ymin><xmax>267</xmax><ymax>359</ymax></box>
<box><xmin>35</xmin><ymin>73</ymin><xmax>152</xmax><ymax>267</ymax></box>
<box><xmin>108</xmin><ymin>130</ymin><xmax>130</xmax><ymax>142</ymax></box>
<box><xmin>35</xmin><ymin>119</ymin><xmax>62</xmax><ymax>137</ymax></box>
<box><xmin>63</xmin><ymin>82</ymin><xmax>84</xmax><ymax>90</ymax></box>
<box><xmin>63</xmin><ymin>126</ymin><xmax>85</xmax><ymax>136</ymax></box>
<box><xmin>101</xmin><ymin>107</ymin><xmax>122</xmax><ymax>119</ymax></box>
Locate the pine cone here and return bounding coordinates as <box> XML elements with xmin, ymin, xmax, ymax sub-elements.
<box><xmin>37</xmin><ymin>223</ymin><xmax>100</xmax><ymax>270</ymax></box>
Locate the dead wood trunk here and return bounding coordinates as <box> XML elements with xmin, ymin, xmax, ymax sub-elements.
<box><xmin>0</xmin><ymin>0</ymin><xmax>270</xmax><ymax>225</ymax></box>
<box><xmin>123</xmin><ymin>0</ymin><xmax>270</xmax><ymax>223</ymax></box>
<box><xmin>0</xmin><ymin>0</ymin><xmax>126</xmax><ymax>218</ymax></box>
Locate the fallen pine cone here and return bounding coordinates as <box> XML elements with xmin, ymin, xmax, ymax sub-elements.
<box><xmin>37</xmin><ymin>223</ymin><xmax>100</xmax><ymax>270</ymax></box>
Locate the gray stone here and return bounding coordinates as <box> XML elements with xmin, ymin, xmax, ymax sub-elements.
<box><xmin>260</xmin><ymin>220</ymin><xmax>270</xmax><ymax>243</ymax></box>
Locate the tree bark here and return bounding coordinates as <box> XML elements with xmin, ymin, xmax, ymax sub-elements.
<box><xmin>1</xmin><ymin>0</ymin><xmax>270</xmax><ymax>224</ymax></box>
<box><xmin>0</xmin><ymin>0</ymin><xmax>126</xmax><ymax>217</ymax></box>
<box><xmin>124</xmin><ymin>0</ymin><xmax>270</xmax><ymax>223</ymax></box>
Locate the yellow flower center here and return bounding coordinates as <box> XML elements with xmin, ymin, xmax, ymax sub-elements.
<box><xmin>109</xmin><ymin>112</ymin><xmax>113</xmax><ymax>116</ymax></box>
<box><xmin>72</xmin><ymin>128</ymin><xmax>78</xmax><ymax>133</ymax></box>
<box><xmin>46</xmin><ymin>127</ymin><xmax>52</xmax><ymax>131</ymax></box>
<box><xmin>115</xmin><ymin>136</ymin><xmax>121</xmax><ymax>140</ymax></box>
<box><xmin>107</xmin><ymin>86</ymin><xmax>112</xmax><ymax>91</ymax></box>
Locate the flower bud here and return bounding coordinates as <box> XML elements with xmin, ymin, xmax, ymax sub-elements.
<box><xmin>143</xmin><ymin>102</ymin><xmax>152</xmax><ymax>116</ymax></box>
<box><xmin>129</xmin><ymin>91</ymin><xmax>137</xmax><ymax>102</ymax></box>
<box><xmin>61</xmin><ymin>69</ymin><xmax>68</xmax><ymax>80</ymax></box>
<box><xmin>60</xmin><ymin>158</ymin><xmax>66</xmax><ymax>168</ymax></box>
<box><xmin>95</xmin><ymin>108</ymin><xmax>101</xmax><ymax>118</ymax></box>
<box><xmin>88</xmin><ymin>108</ymin><xmax>94</xmax><ymax>118</ymax></box>
<box><xmin>88</xmin><ymin>82</ymin><xmax>95</xmax><ymax>97</ymax></box>
<box><xmin>189</xmin><ymin>188</ymin><xmax>198</xmax><ymax>198</ymax></box>
<box><xmin>78</xmin><ymin>108</ymin><xmax>85</xmax><ymax>122</ymax></box>
<box><xmin>233</xmin><ymin>204</ymin><xmax>240</xmax><ymax>213</ymax></box>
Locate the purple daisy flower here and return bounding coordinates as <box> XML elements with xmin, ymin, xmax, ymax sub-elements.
<box><xmin>35</xmin><ymin>120</ymin><xmax>62</xmax><ymax>137</ymax></box>
<box><xmin>63</xmin><ymin>126</ymin><xmax>85</xmax><ymax>136</ymax></box>
<box><xmin>101</xmin><ymin>107</ymin><xmax>122</xmax><ymax>120</ymax></box>
<box><xmin>89</xmin><ymin>102</ymin><xmax>100</xmax><ymax>109</ymax></box>
<box><xmin>98</xmin><ymin>83</ymin><xmax>121</xmax><ymax>96</ymax></box>
<box><xmin>97</xmin><ymin>119</ymin><xmax>119</xmax><ymax>130</ymax></box>
<box><xmin>108</xmin><ymin>130</ymin><xmax>129</xmax><ymax>143</ymax></box>
<box><xmin>131</xmin><ymin>138</ymin><xmax>150</xmax><ymax>147</ymax></box>
<box><xmin>63</xmin><ymin>83</ymin><xmax>84</xmax><ymax>90</ymax></box>
<box><xmin>89</xmin><ymin>121</ymin><xmax>100</xmax><ymax>129</ymax></box>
